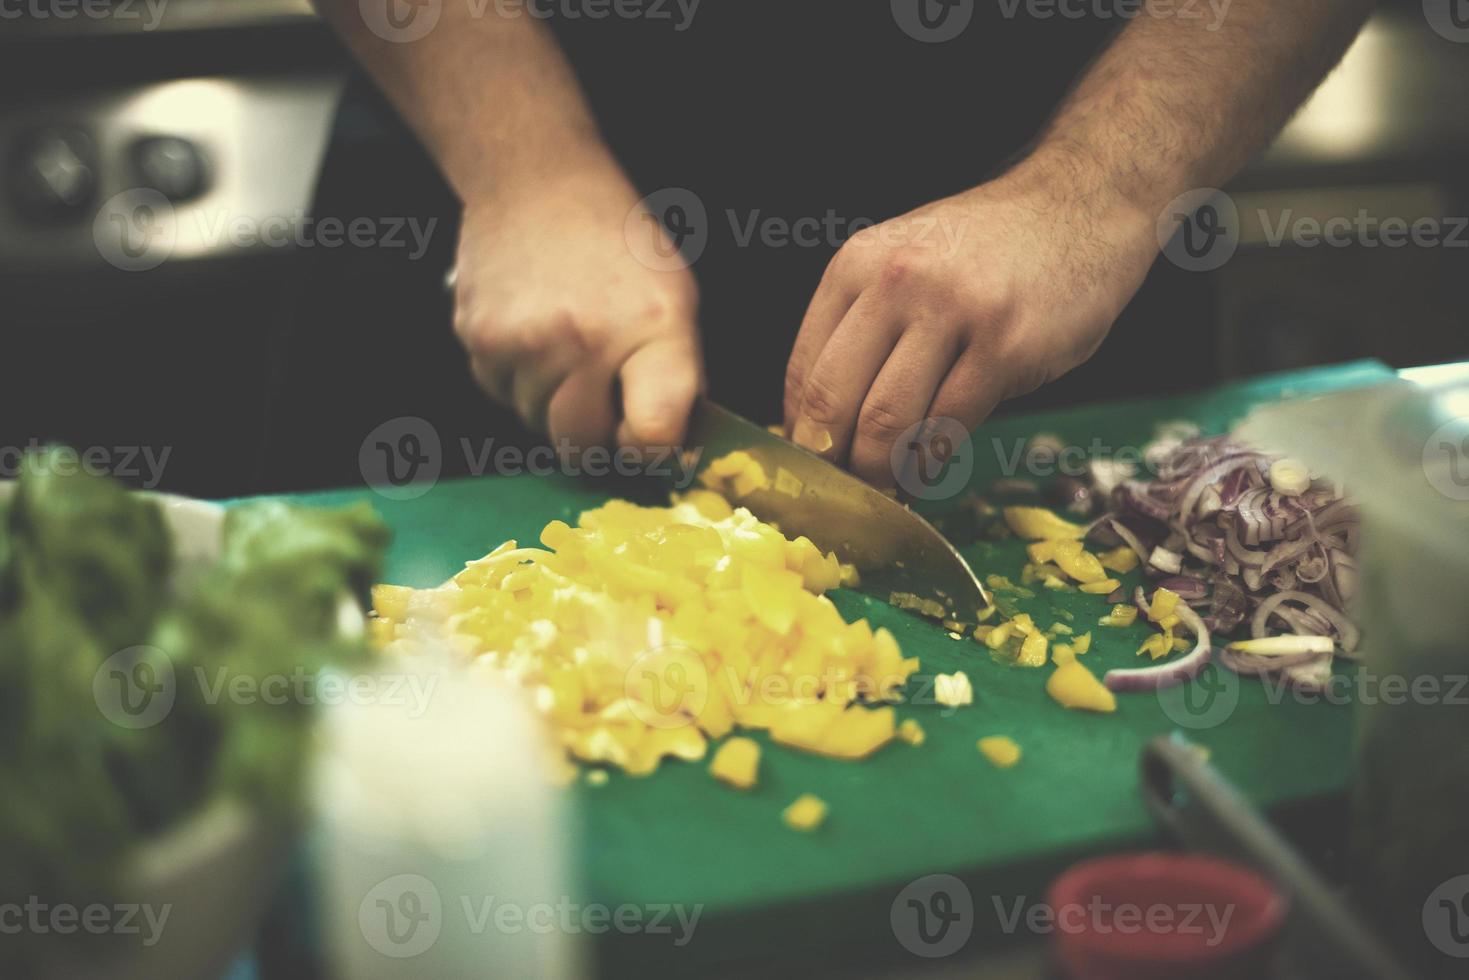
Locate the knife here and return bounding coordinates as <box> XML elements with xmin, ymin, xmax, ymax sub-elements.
<box><xmin>681</xmin><ymin>399</ymin><xmax>991</xmax><ymax>624</ymax></box>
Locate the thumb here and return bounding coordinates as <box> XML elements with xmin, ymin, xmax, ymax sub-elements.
<box><xmin>618</xmin><ymin>335</ymin><xmax>702</xmax><ymax>451</ymax></box>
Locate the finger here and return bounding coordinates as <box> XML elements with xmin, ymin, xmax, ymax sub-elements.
<box><xmin>784</xmin><ymin>260</ymin><xmax>862</xmax><ymax>434</ymax></box>
<box><xmin>618</xmin><ymin>334</ymin><xmax>702</xmax><ymax>450</ymax></box>
<box><xmin>790</xmin><ymin>292</ymin><xmax>899</xmax><ymax>462</ymax></box>
<box><xmin>888</xmin><ymin>345</ymin><xmax>1004</xmax><ymax>495</ymax></box>
<box><xmin>848</xmin><ymin>327</ymin><xmax>961</xmax><ymax>489</ymax></box>
<box><xmin>546</xmin><ymin>365</ymin><xmax>618</xmax><ymax>458</ymax></box>
<box><xmin>469</xmin><ymin>355</ymin><xmax>513</xmax><ymax>406</ymax></box>
<box><xmin>512</xmin><ymin>362</ymin><xmax>572</xmax><ymax>435</ymax></box>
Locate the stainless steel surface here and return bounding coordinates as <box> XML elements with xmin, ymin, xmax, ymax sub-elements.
<box><xmin>685</xmin><ymin>399</ymin><xmax>991</xmax><ymax>623</ymax></box>
<box><xmin>2</xmin><ymin>0</ymin><xmax>317</xmax><ymax>37</ymax></box>
<box><xmin>0</xmin><ymin>73</ymin><xmax>345</xmax><ymax>269</ymax></box>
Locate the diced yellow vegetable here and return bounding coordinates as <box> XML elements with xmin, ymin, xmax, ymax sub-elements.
<box><xmin>1137</xmin><ymin>632</ymin><xmax>1174</xmax><ymax>660</ymax></box>
<box><xmin>783</xmin><ymin>794</ymin><xmax>828</xmax><ymax>831</ymax></box>
<box><xmin>1046</xmin><ymin>661</ymin><xmax>1117</xmax><ymax>713</ymax></box>
<box><xmin>984</xmin><ymin>623</ymin><xmax>1014</xmax><ymax>650</ymax></box>
<box><xmin>1055</xmin><ymin>549</ymin><xmax>1108</xmax><ymax>585</ymax></box>
<box><xmin>585</xmin><ymin>769</ymin><xmax>610</xmax><ymax>787</ymax></box>
<box><xmin>773</xmin><ymin>467</ymin><xmax>804</xmax><ymax>498</ymax></box>
<box><xmin>1148</xmin><ymin>587</ymin><xmax>1181</xmax><ymax>623</ymax></box>
<box><xmin>1051</xmin><ymin>623</ymin><xmax>1074</xmax><ymax>636</ymax></box>
<box><xmin>1099</xmin><ymin>546</ymin><xmax>1140</xmax><ymax>574</ymax></box>
<box><xmin>897</xmin><ymin>718</ymin><xmax>926</xmax><ymax>746</ymax></box>
<box><xmin>973</xmin><ymin>625</ymin><xmax>996</xmax><ymax>643</ymax></box>
<box><xmin>1100</xmin><ymin>605</ymin><xmax>1138</xmax><ymax>627</ymax></box>
<box><xmin>1010</xmin><ymin>613</ymin><xmax>1038</xmax><ymax>636</ymax></box>
<box><xmin>1017</xmin><ymin>631</ymin><xmax>1049</xmax><ymax>668</ymax></box>
<box><xmin>976</xmin><ymin>605</ymin><xmax>997</xmax><ymax>623</ymax></box>
<box><xmin>978</xmin><ymin>736</ymin><xmax>1022</xmax><ymax>768</ymax></box>
<box><xmin>1073</xmin><ymin>632</ymin><xmax>1092</xmax><ymax>654</ymax></box>
<box><xmin>1079</xmin><ymin>578</ymin><xmax>1122</xmax><ymax>595</ymax></box>
<box><xmin>1003</xmin><ymin>507</ymin><xmax>1088</xmax><ymax>541</ymax></box>
<box><xmin>1043</xmin><ymin>575</ymin><xmax>1074</xmax><ymax>592</ymax></box>
<box><xmin>935</xmin><ymin>672</ymin><xmax>974</xmax><ymax>708</ymax></box>
<box><xmin>371</xmin><ymin>584</ymin><xmax>414</xmax><ymax>622</ymax></box>
<box><xmin>369</xmin><ymin>458</ymin><xmax>918</xmax><ymax>779</ymax></box>
<box><xmin>709</xmin><ymin>737</ymin><xmax>761</xmax><ymax>789</ymax></box>
<box><xmin>1027</xmin><ymin>541</ymin><xmax>1059</xmax><ymax>564</ymax></box>
<box><xmin>1052</xmin><ymin>643</ymin><xmax>1076</xmax><ymax>665</ymax></box>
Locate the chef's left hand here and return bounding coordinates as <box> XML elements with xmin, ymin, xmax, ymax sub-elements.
<box><xmin>783</xmin><ymin>161</ymin><xmax>1161</xmax><ymax>489</ymax></box>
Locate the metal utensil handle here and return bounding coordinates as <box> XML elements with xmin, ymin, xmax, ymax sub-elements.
<box><xmin>1140</xmin><ymin>734</ymin><xmax>1413</xmax><ymax>980</ymax></box>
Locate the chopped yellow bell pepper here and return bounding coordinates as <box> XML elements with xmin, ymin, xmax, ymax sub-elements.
<box><xmin>1043</xmin><ymin>575</ymin><xmax>1074</xmax><ymax>592</ymax></box>
<box><xmin>783</xmin><ymin>794</ymin><xmax>828</xmax><ymax>831</ymax></box>
<box><xmin>1017</xmin><ymin>631</ymin><xmax>1049</xmax><ymax>668</ymax></box>
<box><xmin>1055</xmin><ymin>549</ymin><xmax>1108</xmax><ymax>585</ymax></box>
<box><xmin>1137</xmin><ymin>632</ymin><xmax>1175</xmax><ymax>660</ymax></box>
<box><xmin>1100</xmin><ymin>605</ymin><xmax>1138</xmax><ymax>627</ymax></box>
<box><xmin>935</xmin><ymin>672</ymin><xmax>974</xmax><ymax>708</ymax></box>
<box><xmin>984</xmin><ymin>622</ymin><xmax>1014</xmax><ymax>650</ymax></box>
<box><xmin>1010</xmin><ymin>613</ymin><xmax>1038</xmax><ymax>636</ymax></box>
<box><xmin>978</xmin><ymin>736</ymin><xmax>1022</xmax><ymax>768</ymax></box>
<box><xmin>1073</xmin><ymin>632</ymin><xmax>1092</xmax><ymax>654</ymax></box>
<box><xmin>371</xmin><ymin>584</ymin><xmax>414</xmax><ymax>622</ymax></box>
<box><xmin>1148</xmin><ymin>587</ymin><xmax>1181</xmax><ymax>623</ymax></box>
<box><xmin>1099</xmin><ymin>546</ymin><xmax>1140</xmax><ymax>574</ymax></box>
<box><xmin>1003</xmin><ymin>507</ymin><xmax>1088</xmax><ymax>541</ymax></box>
<box><xmin>1079</xmin><ymin>578</ymin><xmax>1122</xmax><ymax>595</ymax></box>
<box><xmin>897</xmin><ymin>719</ymin><xmax>926</xmax><ymax>746</ymax></box>
<box><xmin>709</xmin><ymin>737</ymin><xmax>761</xmax><ymax>789</ymax></box>
<box><xmin>1046</xmin><ymin>661</ymin><xmax>1117</xmax><ymax>713</ymax></box>
<box><xmin>1051</xmin><ymin>643</ymin><xmax>1076</xmax><ymax>665</ymax></box>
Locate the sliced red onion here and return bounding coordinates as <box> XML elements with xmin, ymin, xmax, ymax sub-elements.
<box><xmin>1149</xmin><ymin>546</ymin><xmax>1183</xmax><ymax>574</ymax></box>
<box><xmin>1219</xmin><ymin>646</ymin><xmax>1327</xmax><ymax>676</ymax></box>
<box><xmin>1104</xmin><ymin>602</ymin><xmax>1213</xmax><ymax>693</ymax></box>
<box><xmin>1157</xmin><ymin>576</ymin><xmax>1208</xmax><ymax>601</ymax></box>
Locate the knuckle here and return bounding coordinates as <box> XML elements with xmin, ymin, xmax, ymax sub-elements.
<box><xmin>798</xmin><ymin>370</ymin><xmax>845</xmax><ymax>426</ymax></box>
<box><xmin>857</xmin><ymin>398</ymin><xmax>912</xmax><ymax>444</ymax></box>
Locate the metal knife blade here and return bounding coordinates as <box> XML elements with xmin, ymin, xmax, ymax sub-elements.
<box><xmin>682</xmin><ymin>399</ymin><xmax>991</xmax><ymax>623</ymax></box>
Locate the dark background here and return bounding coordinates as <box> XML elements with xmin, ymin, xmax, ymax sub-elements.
<box><xmin>1</xmin><ymin>0</ymin><xmax>1466</xmax><ymax>499</ymax></box>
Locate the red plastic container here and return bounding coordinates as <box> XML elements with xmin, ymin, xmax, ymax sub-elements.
<box><xmin>1047</xmin><ymin>852</ymin><xmax>1288</xmax><ymax>980</ymax></box>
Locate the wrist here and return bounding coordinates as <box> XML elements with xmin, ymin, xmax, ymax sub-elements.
<box><xmin>451</xmin><ymin>123</ymin><xmax>624</xmax><ymax>206</ymax></box>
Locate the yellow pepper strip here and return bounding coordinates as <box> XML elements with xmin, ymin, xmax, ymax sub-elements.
<box><xmin>1079</xmin><ymin>578</ymin><xmax>1122</xmax><ymax>595</ymax></box>
<box><xmin>1046</xmin><ymin>660</ymin><xmax>1117</xmax><ymax>713</ymax></box>
<box><xmin>783</xmin><ymin>794</ymin><xmax>828</xmax><ymax>831</ymax></box>
<box><xmin>897</xmin><ymin>718</ymin><xmax>926</xmax><ymax>746</ymax></box>
<box><xmin>1027</xmin><ymin>540</ymin><xmax>1059</xmax><ymax>564</ymax></box>
<box><xmin>1056</xmin><ymin>549</ymin><xmax>1108</xmax><ymax>585</ymax></box>
<box><xmin>1137</xmin><ymin>632</ymin><xmax>1174</xmax><ymax>660</ymax></box>
<box><xmin>1148</xmin><ymin>587</ymin><xmax>1181</xmax><ymax>623</ymax></box>
<box><xmin>976</xmin><ymin>605</ymin><xmax>997</xmax><ymax>623</ymax></box>
<box><xmin>1052</xmin><ymin>643</ymin><xmax>1076</xmax><ymax>666</ymax></box>
<box><xmin>984</xmin><ymin>622</ymin><xmax>1014</xmax><ymax>650</ymax></box>
<box><xmin>1003</xmin><ymin>507</ymin><xmax>1088</xmax><ymax>541</ymax></box>
<box><xmin>1017</xmin><ymin>632</ymin><xmax>1049</xmax><ymax>668</ymax></box>
<box><xmin>709</xmin><ymin>737</ymin><xmax>761</xmax><ymax>790</ymax></box>
<box><xmin>1051</xmin><ymin>623</ymin><xmax>1074</xmax><ymax>636</ymax></box>
<box><xmin>1043</xmin><ymin>575</ymin><xmax>1074</xmax><ymax>592</ymax></box>
<box><xmin>1100</xmin><ymin>605</ymin><xmax>1138</xmax><ymax>627</ymax></box>
<box><xmin>1010</xmin><ymin>613</ymin><xmax>1037</xmax><ymax>636</ymax></box>
<box><xmin>978</xmin><ymin>736</ymin><xmax>1022</xmax><ymax>768</ymax></box>
<box><xmin>1073</xmin><ymin>632</ymin><xmax>1092</xmax><ymax>654</ymax></box>
<box><xmin>973</xmin><ymin>625</ymin><xmax>996</xmax><ymax>643</ymax></box>
<box><xmin>1099</xmin><ymin>546</ymin><xmax>1140</xmax><ymax>574</ymax></box>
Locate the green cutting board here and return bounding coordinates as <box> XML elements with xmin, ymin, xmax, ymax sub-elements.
<box><xmin>273</xmin><ymin>360</ymin><xmax>1393</xmax><ymax>970</ymax></box>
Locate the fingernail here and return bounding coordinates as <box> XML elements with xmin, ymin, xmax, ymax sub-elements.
<box><xmin>792</xmin><ymin>419</ymin><xmax>834</xmax><ymax>456</ymax></box>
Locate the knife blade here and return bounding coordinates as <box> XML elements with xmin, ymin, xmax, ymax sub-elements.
<box><xmin>681</xmin><ymin>399</ymin><xmax>991</xmax><ymax>624</ymax></box>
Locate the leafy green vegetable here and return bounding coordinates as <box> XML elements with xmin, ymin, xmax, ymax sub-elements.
<box><xmin>0</xmin><ymin>448</ymin><xmax>389</xmax><ymax>969</ymax></box>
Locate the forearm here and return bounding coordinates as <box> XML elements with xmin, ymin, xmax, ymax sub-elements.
<box><xmin>312</xmin><ymin>2</ymin><xmax>611</xmax><ymax>200</ymax></box>
<box><xmin>1022</xmin><ymin>0</ymin><xmax>1375</xmax><ymax>219</ymax></box>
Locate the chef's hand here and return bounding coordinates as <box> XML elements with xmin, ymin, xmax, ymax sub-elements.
<box><xmin>453</xmin><ymin>163</ymin><xmax>703</xmax><ymax>455</ymax></box>
<box><xmin>783</xmin><ymin>161</ymin><xmax>1160</xmax><ymax>489</ymax></box>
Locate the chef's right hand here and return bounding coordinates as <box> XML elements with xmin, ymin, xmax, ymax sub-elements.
<box><xmin>452</xmin><ymin>160</ymin><xmax>704</xmax><ymax>455</ymax></box>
